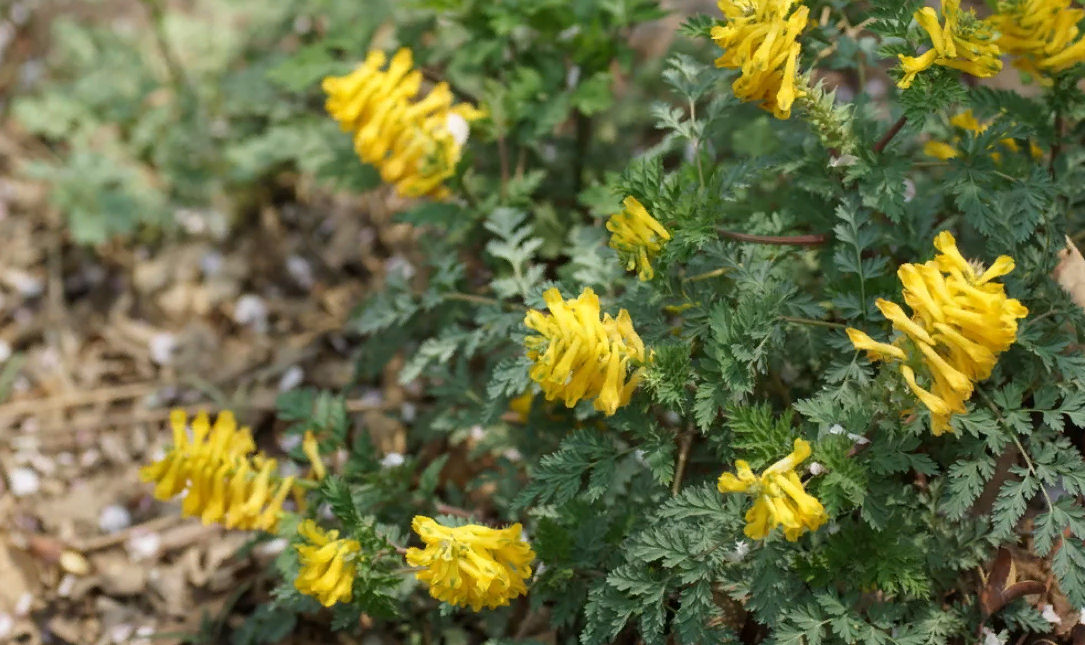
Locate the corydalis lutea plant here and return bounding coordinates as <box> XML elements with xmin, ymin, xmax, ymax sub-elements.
<box><xmin>136</xmin><ymin>0</ymin><xmax>1085</xmax><ymax>643</ymax></box>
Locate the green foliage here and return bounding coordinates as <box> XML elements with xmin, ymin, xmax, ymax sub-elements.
<box><xmin>39</xmin><ymin>0</ymin><xmax>1085</xmax><ymax>642</ymax></box>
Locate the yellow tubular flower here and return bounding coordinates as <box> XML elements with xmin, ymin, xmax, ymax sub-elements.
<box><xmin>523</xmin><ymin>287</ymin><xmax>648</xmax><ymax>416</ymax></box>
<box><xmin>606</xmin><ymin>196</ymin><xmax>672</xmax><ymax>281</ymax></box>
<box><xmin>294</xmin><ymin>520</ymin><xmax>361</xmax><ymax>607</ymax></box>
<box><xmin>710</xmin><ymin>0</ymin><xmax>810</xmax><ymax>119</ymax></box>
<box><xmin>321</xmin><ymin>48</ymin><xmax>485</xmax><ymax>199</ymax></box>
<box><xmin>897</xmin><ymin>0</ymin><xmax>1002</xmax><ymax>89</ymax></box>
<box><xmin>140</xmin><ymin>410</ymin><xmax>295</xmax><ymax>531</ymax></box>
<box><xmin>924</xmin><ymin>109</ymin><xmax>1044</xmax><ymax>162</ymax></box>
<box><xmin>845</xmin><ymin>232</ymin><xmax>1028</xmax><ymax>435</ymax></box>
<box><xmin>302</xmin><ymin>430</ymin><xmax>326</xmax><ymax>481</ymax></box>
<box><xmin>717</xmin><ymin>439</ymin><xmax>828</xmax><ymax>541</ymax></box>
<box><xmin>991</xmin><ymin>0</ymin><xmax>1085</xmax><ymax>82</ymax></box>
<box><xmin>406</xmin><ymin>516</ymin><xmax>534</xmax><ymax>611</ymax></box>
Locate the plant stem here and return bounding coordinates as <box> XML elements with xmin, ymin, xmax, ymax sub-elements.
<box><xmin>141</xmin><ymin>0</ymin><xmax>188</xmax><ymax>97</ymax></box>
<box><xmin>976</xmin><ymin>388</ymin><xmax>1053</xmax><ymax>510</ymax></box>
<box><xmin>671</xmin><ymin>431</ymin><xmax>694</xmax><ymax>496</ymax></box>
<box><xmin>689</xmin><ymin>98</ymin><xmax>705</xmax><ymax>189</ymax></box>
<box><xmin>443</xmin><ymin>292</ymin><xmax>526</xmax><ymax>310</ymax></box>
<box><xmin>778</xmin><ymin>316</ymin><xmax>846</xmax><ymax>330</ymax></box>
<box><xmin>683</xmin><ymin>266</ymin><xmax>732</xmax><ymax>282</ymax></box>
<box><xmin>873</xmin><ymin>115</ymin><xmax>907</xmax><ymax>154</ymax></box>
<box><xmin>719</xmin><ymin>230</ymin><xmax>830</xmax><ymax>246</ymax></box>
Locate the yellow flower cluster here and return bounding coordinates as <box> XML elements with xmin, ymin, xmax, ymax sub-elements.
<box><xmin>717</xmin><ymin>439</ymin><xmax>827</xmax><ymax>541</ymax></box>
<box><xmin>406</xmin><ymin>516</ymin><xmax>534</xmax><ymax>611</ymax></box>
<box><xmin>140</xmin><ymin>410</ymin><xmax>294</xmax><ymax>532</ymax></box>
<box><xmin>847</xmin><ymin>232</ymin><xmax>1028</xmax><ymax>435</ymax></box>
<box><xmin>710</xmin><ymin>0</ymin><xmax>810</xmax><ymax>119</ymax></box>
<box><xmin>524</xmin><ymin>287</ymin><xmax>647</xmax><ymax>416</ymax></box>
<box><xmin>606</xmin><ymin>196</ymin><xmax>672</xmax><ymax>281</ymax></box>
<box><xmin>294</xmin><ymin>520</ymin><xmax>362</xmax><ymax>607</ymax></box>
<box><xmin>923</xmin><ymin>110</ymin><xmax>1044</xmax><ymax>162</ymax></box>
<box><xmin>897</xmin><ymin>0</ymin><xmax>1002</xmax><ymax>89</ymax></box>
<box><xmin>990</xmin><ymin>0</ymin><xmax>1085</xmax><ymax>82</ymax></box>
<box><xmin>322</xmin><ymin>48</ymin><xmax>484</xmax><ymax>199</ymax></box>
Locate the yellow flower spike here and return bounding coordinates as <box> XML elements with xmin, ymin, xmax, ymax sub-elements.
<box><xmin>711</xmin><ymin>0</ymin><xmax>809</xmax><ymax>119</ymax></box>
<box><xmin>321</xmin><ymin>48</ymin><xmax>484</xmax><ymax>199</ymax></box>
<box><xmin>897</xmin><ymin>0</ymin><xmax>1002</xmax><ymax>89</ymax></box>
<box><xmin>606</xmin><ymin>197</ymin><xmax>671</xmax><ymax>281</ymax></box>
<box><xmin>848</xmin><ymin>232</ymin><xmax>1027</xmax><ymax>434</ymax></box>
<box><xmin>523</xmin><ymin>287</ymin><xmax>648</xmax><ymax>416</ymax></box>
<box><xmin>406</xmin><ymin>516</ymin><xmax>534</xmax><ymax>611</ymax></box>
<box><xmin>991</xmin><ymin>0</ymin><xmax>1085</xmax><ymax>82</ymax></box>
<box><xmin>302</xmin><ymin>431</ymin><xmax>326</xmax><ymax>481</ymax></box>
<box><xmin>140</xmin><ymin>409</ymin><xmax>295</xmax><ymax>533</ymax></box>
<box><xmin>717</xmin><ymin>439</ymin><xmax>827</xmax><ymax>541</ymax></box>
<box><xmin>294</xmin><ymin>520</ymin><xmax>362</xmax><ymax>607</ymax></box>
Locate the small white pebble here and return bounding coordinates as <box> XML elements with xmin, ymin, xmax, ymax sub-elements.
<box><xmin>148</xmin><ymin>332</ymin><xmax>176</xmax><ymax>366</ymax></box>
<box><xmin>57</xmin><ymin>574</ymin><xmax>76</xmax><ymax>598</ymax></box>
<box><xmin>80</xmin><ymin>448</ymin><xmax>102</xmax><ymax>468</ymax></box>
<box><xmin>565</xmin><ymin>65</ymin><xmax>581</xmax><ymax>89</ymax></box>
<box><xmin>808</xmin><ymin>461</ymin><xmax>826</xmax><ymax>476</ymax></box>
<box><xmin>0</xmin><ymin>613</ymin><xmax>11</xmax><ymax>638</ymax></box>
<box><xmin>1080</xmin><ymin>606</ymin><xmax>1085</xmax><ymax>625</ymax></box>
<box><xmin>662</xmin><ymin>411</ymin><xmax>681</xmax><ymax>425</ymax></box>
<box><xmin>1042</xmin><ymin>604</ymin><xmax>1062</xmax><ymax>625</ymax></box>
<box><xmin>847</xmin><ymin>433</ymin><xmax>870</xmax><ymax>446</ymax></box>
<box><xmin>380</xmin><ymin>452</ymin><xmax>405</xmax><ymax>468</ymax></box>
<box><xmin>0</xmin><ymin>339</ymin><xmax>11</xmax><ymax>364</ymax></box>
<box><xmin>829</xmin><ymin>153</ymin><xmax>859</xmax><ymax>168</ymax></box>
<box><xmin>233</xmin><ymin>294</ymin><xmax>268</xmax><ymax>331</ymax></box>
<box><xmin>981</xmin><ymin>627</ymin><xmax>1003</xmax><ymax>645</ymax></box>
<box><xmin>110</xmin><ymin>623</ymin><xmax>135</xmax><ymax>644</ymax></box>
<box><xmin>285</xmin><ymin>255</ymin><xmax>314</xmax><ymax>289</ymax></box>
<box><xmin>136</xmin><ymin>626</ymin><xmax>155</xmax><ymax>638</ymax></box>
<box><xmin>255</xmin><ymin>538</ymin><xmax>289</xmax><ymax>558</ymax></box>
<box><xmin>469</xmin><ymin>425</ymin><xmax>486</xmax><ymax>441</ymax></box>
<box><xmin>8</xmin><ymin>467</ymin><xmax>39</xmax><ymax>497</ymax></box>
<box><xmin>731</xmin><ymin>540</ymin><xmax>750</xmax><ymax>562</ymax></box>
<box><xmin>277</xmin><ymin>434</ymin><xmax>302</xmax><ymax>452</ymax></box>
<box><xmin>903</xmin><ymin>178</ymin><xmax>916</xmax><ymax>203</ymax></box>
<box><xmin>278</xmin><ymin>366</ymin><xmax>304</xmax><ymax>392</ymax></box>
<box><xmin>125</xmin><ymin>532</ymin><xmax>161</xmax><ymax>561</ymax></box>
<box><xmin>828</xmin><ymin>424</ymin><xmax>845</xmax><ymax>435</ymax></box>
<box><xmin>318</xmin><ymin>503</ymin><xmax>334</xmax><ymax>520</ymax></box>
<box><xmin>13</xmin><ymin>592</ymin><xmax>31</xmax><ymax>617</ymax></box>
<box><xmin>6</xmin><ymin>269</ymin><xmax>42</xmax><ymax>297</ymax></box>
<box><xmin>400</xmin><ymin>402</ymin><xmax>416</xmax><ymax>423</ymax></box>
<box><xmin>503</xmin><ymin>448</ymin><xmax>523</xmax><ymax>462</ymax></box>
<box><xmin>385</xmin><ymin>255</ymin><xmax>415</xmax><ymax>280</ymax></box>
<box><xmin>99</xmin><ymin>505</ymin><xmax>132</xmax><ymax>533</ymax></box>
<box><xmin>278</xmin><ymin>461</ymin><xmax>303</xmax><ymax>479</ymax></box>
<box><xmin>633</xmin><ymin>449</ymin><xmax>648</xmax><ymax>466</ymax></box>
<box><xmin>199</xmin><ymin>251</ymin><xmax>224</xmax><ymax>277</ymax></box>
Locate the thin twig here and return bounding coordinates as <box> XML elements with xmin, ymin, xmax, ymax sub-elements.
<box><xmin>719</xmin><ymin>230</ymin><xmax>830</xmax><ymax>246</ymax></box>
<box><xmin>497</xmin><ymin>132</ymin><xmax>510</xmax><ymax>200</ymax></box>
<box><xmin>435</xmin><ymin>502</ymin><xmax>474</xmax><ymax>519</ymax></box>
<box><xmin>873</xmin><ymin>115</ymin><xmax>907</xmax><ymax>154</ymax></box>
